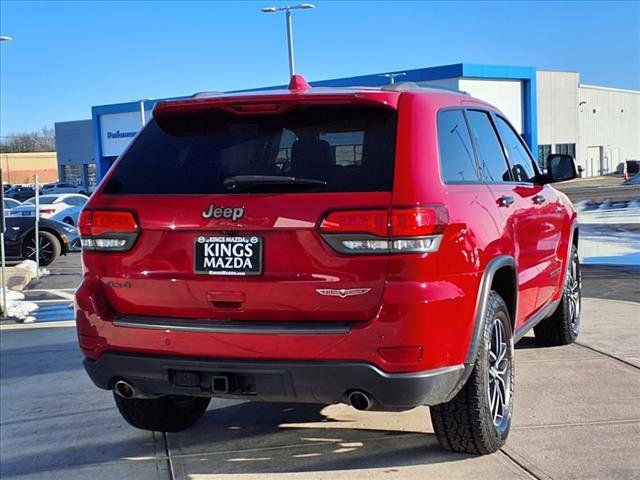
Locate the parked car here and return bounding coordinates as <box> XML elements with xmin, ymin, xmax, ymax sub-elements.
<box><xmin>8</xmin><ymin>193</ymin><xmax>89</xmax><ymax>225</ymax></box>
<box><xmin>4</xmin><ymin>186</ymin><xmax>39</xmax><ymax>202</ymax></box>
<box><xmin>3</xmin><ymin>198</ymin><xmax>21</xmax><ymax>210</ymax></box>
<box><xmin>76</xmin><ymin>76</ymin><xmax>580</xmax><ymax>454</ymax></box>
<box><xmin>3</xmin><ymin>216</ymin><xmax>80</xmax><ymax>266</ymax></box>
<box><xmin>3</xmin><ymin>184</ymin><xmax>13</xmax><ymax>192</ymax></box>
<box><xmin>42</xmin><ymin>182</ymin><xmax>88</xmax><ymax>195</ymax></box>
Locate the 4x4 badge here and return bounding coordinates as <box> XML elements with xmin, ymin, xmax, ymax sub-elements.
<box><xmin>315</xmin><ymin>288</ymin><xmax>371</xmax><ymax>299</ymax></box>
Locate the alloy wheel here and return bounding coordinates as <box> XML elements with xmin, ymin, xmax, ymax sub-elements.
<box><xmin>567</xmin><ymin>255</ymin><xmax>581</xmax><ymax>335</ymax></box>
<box><xmin>24</xmin><ymin>234</ymin><xmax>55</xmax><ymax>265</ymax></box>
<box><xmin>488</xmin><ymin>317</ymin><xmax>512</xmax><ymax>429</ymax></box>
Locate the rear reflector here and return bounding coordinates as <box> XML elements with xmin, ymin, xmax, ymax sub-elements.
<box><xmin>319</xmin><ymin>206</ymin><xmax>447</xmax><ymax>255</ymax></box>
<box><xmin>378</xmin><ymin>346</ymin><xmax>423</xmax><ymax>363</ymax></box>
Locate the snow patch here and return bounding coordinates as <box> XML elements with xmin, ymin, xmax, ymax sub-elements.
<box><xmin>1</xmin><ymin>287</ymin><xmax>39</xmax><ymax>322</ymax></box>
<box><xmin>576</xmin><ymin>198</ymin><xmax>640</xmax><ymax>266</ymax></box>
<box><xmin>11</xmin><ymin>260</ymin><xmax>51</xmax><ymax>279</ymax></box>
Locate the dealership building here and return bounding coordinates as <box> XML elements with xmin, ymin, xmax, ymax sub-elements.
<box><xmin>54</xmin><ymin>63</ymin><xmax>640</xmax><ymax>191</ymax></box>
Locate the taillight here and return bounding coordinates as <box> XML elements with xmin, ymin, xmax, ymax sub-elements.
<box><xmin>39</xmin><ymin>208</ymin><xmax>56</xmax><ymax>215</ymax></box>
<box><xmin>319</xmin><ymin>210</ymin><xmax>388</xmax><ymax>237</ymax></box>
<box><xmin>319</xmin><ymin>206</ymin><xmax>447</xmax><ymax>255</ymax></box>
<box><xmin>79</xmin><ymin>210</ymin><xmax>139</xmax><ymax>251</ymax></box>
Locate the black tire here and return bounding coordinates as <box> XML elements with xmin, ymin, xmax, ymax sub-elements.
<box><xmin>22</xmin><ymin>230</ymin><xmax>61</xmax><ymax>266</ymax></box>
<box><xmin>62</xmin><ymin>217</ymin><xmax>74</xmax><ymax>226</ymax></box>
<box><xmin>114</xmin><ymin>393</ymin><xmax>210</xmax><ymax>432</ymax></box>
<box><xmin>430</xmin><ymin>291</ymin><xmax>514</xmax><ymax>454</ymax></box>
<box><xmin>534</xmin><ymin>245</ymin><xmax>581</xmax><ymax>346</ymax></box>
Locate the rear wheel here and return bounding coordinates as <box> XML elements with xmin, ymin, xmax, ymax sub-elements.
<box><xmin>430</xmin><ymin>291</ymin><xmax>514</xmax><ymax>454</ymax></box>
<box><xmin>114</xmin><ymin>393</ymin><xmax>210</xmax><ymax>432</ymax></box>
<box><xmin>534</xmin><ymin>245</ymin><xmax>581</xmax><ymax>346</ymax></box>
<box><xmin>22</xmin><ymin>231</ymin><xmax>61</xmax><ymax>266</ymax></box>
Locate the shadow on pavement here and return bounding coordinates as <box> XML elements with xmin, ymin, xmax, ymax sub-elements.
<box><xmin>166</xmin><ymin>401</ymin><xmax>472</xmax><ymax>476</ymax></box>
<box><xmin>0</xmin><ymin>340</ymin><xmax>82</xmax><ymax>379</ymax></box>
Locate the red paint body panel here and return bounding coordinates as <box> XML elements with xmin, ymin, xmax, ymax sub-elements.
<box><xmin>76</xmin><ymin>84</ymin><xmax>575</xmax><ymax>379</ymax></box>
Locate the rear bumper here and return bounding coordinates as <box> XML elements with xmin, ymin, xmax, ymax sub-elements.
<box><xmin>83</xmin><ymin>352</ymin><xmax>466</xmax><ymax>410</ymax></box>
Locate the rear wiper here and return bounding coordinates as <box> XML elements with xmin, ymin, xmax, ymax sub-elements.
<box><xmin>223</xmin><ymin>175</ymin><xmax>327</xmax><ymax>191</ymax></box>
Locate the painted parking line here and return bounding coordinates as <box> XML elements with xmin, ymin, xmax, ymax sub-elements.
<box><xmin>30</xmin><ymin>304</ymin><xmax>74</xmax><ymax>323</ymax></box>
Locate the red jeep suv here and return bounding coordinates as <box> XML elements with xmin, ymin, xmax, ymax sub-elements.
<box><xmin>76</xmin><ymin>76</ymin><xmax>581</xmax><ymax>454</ymax></box>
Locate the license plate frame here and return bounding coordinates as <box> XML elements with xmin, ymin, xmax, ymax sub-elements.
<box><xmin>194</xmin><ymin>235</ymin><xmax>263</xmax><ymax>276</ymax></box>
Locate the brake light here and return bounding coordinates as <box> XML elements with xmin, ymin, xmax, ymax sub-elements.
<box><xmin>39</xmin><ymin>208</ymin><xmax>56</xmax><ymax>215</ymax></box>
<box><xmin>79</xmin><ymin>210</ymin><xmax>139</xmax><ymax>252</ymax></box>
<box><xmin>319</xmin><ymin>206</ymin><xmax>447</xmax><ymax>255</ymax></box>
<box><xmin>390</xmin><ymin>206</ymin><xmax>448</xmax><ymax>236</ymax></box>
<box><xmin>231</xmin><ymin>103</ymin><xmax>281</xmax><ymax>113</ymax></box>
<box><xmin>320</xmin><ymin>210</ymin><xmax>388</xmax><ymax>237</ymax></box>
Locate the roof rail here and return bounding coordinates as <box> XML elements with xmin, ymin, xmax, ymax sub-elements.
<box><xmin>381</xmin><ymin>82</ymin><xmax>469</xmax><ymax>95</ymax></box>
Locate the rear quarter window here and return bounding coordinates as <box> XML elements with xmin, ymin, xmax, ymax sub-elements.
<box><xmin>437</xmin><ymin>109</ymin><xmax>480</xmax><ymax>183</ymax></box>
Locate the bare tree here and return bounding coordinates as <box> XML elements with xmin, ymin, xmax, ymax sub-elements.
<box><xmin>0</xmin><ymin>127</ymin><xmax>56</xmax><ymax>153</ymax></box>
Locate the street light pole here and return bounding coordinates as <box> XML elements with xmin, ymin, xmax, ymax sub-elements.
<box><xmin>383</xmin><ymin>72</ymin><xmax>406</xmax><ymax>85</ymax></box>
<box><xmin>262</xmin><ymin>4</ymin><xmax>315</xmax><ymax>78</ymax></box>
<box><xmin>0</xmin><ymin>35</ymin><xmax>11</xmax><ymax>316</ymax></box>
<box><xmin>285</xmin><ymin>9</ymin><xmax>295</xmax><ymax>77</ymax></box>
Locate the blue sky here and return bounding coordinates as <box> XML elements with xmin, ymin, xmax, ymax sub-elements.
<box><xmin>1</xmin><ymin>0</ymin><xmax>639</xmax><ymax>135</ymax></box>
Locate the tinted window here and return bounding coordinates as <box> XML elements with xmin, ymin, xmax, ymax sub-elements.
<box><xmin>437</xmin><ymin>110</ymin><xmax>479</xmax><ymax>182</ymax></box>
<box><xmin>104</xmin><ymin>107</ymin><xmax>397</xmax><ymax>195</ymax></box>
<box><xmin>65</xmin><ymin>196</ymin><xmax>86</xmax><ymax>206</ymax></box>
<box><xmin>494</xmin><ymin>116</ymin><xmax>536</xmax><ymax>182</ymax></box>
<box><xmin>466</xmin><ymin>111</ymin><xmax>511</xmax><ymax>183</ymax></box>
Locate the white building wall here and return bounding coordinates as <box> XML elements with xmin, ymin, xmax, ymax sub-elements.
<box><xmin>536</xmin><ymin>71</ymin><xmax>579</xmax><ymax>151</ymax></box>
<box><xmin>418</xmin><ymin>78</ymin><xmax>525</xmax><ymax>133</ymax></box>
<box><xmin>458</xmin><ymin>78</ymin><xmax>523</xmax><ymax>133</ymax></box>
<box><xmin>578</xmin><ymin>85</ymin><xmax>640</xmax><ymax>176</ymax></box>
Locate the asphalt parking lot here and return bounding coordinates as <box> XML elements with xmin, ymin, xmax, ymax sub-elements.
<box><xmin>1</xmin><ymin>252</ymin><xmax>639</xmax><ymax>479</ymax></box>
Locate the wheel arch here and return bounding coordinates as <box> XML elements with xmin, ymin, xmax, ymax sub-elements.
<box><xmin>464</xmin><ymin>255</ymin><xmax>517</xmax><ymax>366</ymax></box>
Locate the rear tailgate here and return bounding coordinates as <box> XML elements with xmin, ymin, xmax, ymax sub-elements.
<box><xmin>83</xmin><ymin>97</ymin><xmax>398</xmax><ymax>323</ymax></box>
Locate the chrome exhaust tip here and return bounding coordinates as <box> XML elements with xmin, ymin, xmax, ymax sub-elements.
<box><xmin>114</xmin><ymin>380</ymin><xmax>136</xmax><ymax>399</ymax></box>
<box><xmin>348</xmin><ymin>390</ymin><xmax>373</xmax><ymax>411</ymax></box>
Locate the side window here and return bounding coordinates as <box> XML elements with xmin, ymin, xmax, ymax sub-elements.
<box><xmin>437</xmin><ymin>110</ymin><xmax>480</xmax><ymax>183</ymax></box>
<box><xmin>66</xmin><ymin>197</ymin><xmax>82</xmax><ymax>206</ymax></box>
<box><xmin>494</xmin><ymin>116</ymin><xmax>536</xmax><ymax>182</ymax></box>
<box><xmin>466</xmin><ymin>110</ymin><xmax>511</xmax><ymax>183</ymax></box>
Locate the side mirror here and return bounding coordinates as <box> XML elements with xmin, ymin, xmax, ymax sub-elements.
<box><xmin>545</xmin><ymin>154</ymin><xmax>578</xmax><ymax>183</ymax></box>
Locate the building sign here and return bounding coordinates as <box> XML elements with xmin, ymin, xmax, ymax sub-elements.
<box><xmin>99</xmin><ymin>110</ymin><xmax>152</xmax><ymax>157</ymax></box>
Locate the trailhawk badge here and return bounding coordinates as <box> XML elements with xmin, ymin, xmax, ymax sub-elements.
<box><xmin>315</xmin><ymin>288</ymin><xmax>371</xmax><ymax>299</ymax></box>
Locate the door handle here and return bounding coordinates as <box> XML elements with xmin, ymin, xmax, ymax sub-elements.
<box><xmin>533</xmin><ymin>194</ymin><xmax>546</xmax><ymax>205</ymax></box>
<box><xmin>498</xmin><ymin>196</ymin><xmax>514</xmax><ymax>207</ymax></box>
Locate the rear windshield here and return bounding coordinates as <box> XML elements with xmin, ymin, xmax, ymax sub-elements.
<box><xmin>103</xmin><ymin>106</ymin><xmax>397</xmax><ymax>195</ymax></box>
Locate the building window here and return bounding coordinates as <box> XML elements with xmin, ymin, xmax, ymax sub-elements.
<box><xmin>538</xmin><ymin>144</ymin><xmax>551</xmax><ymax>167</ymax></box>
<box><xmin>62</xmin><ymin>164</ymin><xmax>82</xmax><ymax>185</ymax></box>
<box><xmin>555</xmin><ymin>143</ymin><xmax>576</xmax><ymax>158</ymax></box>
<box><xmin>87</xmin><ymin>164</ymin><xmax>97</xmax><ymax>188</ymax></box>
